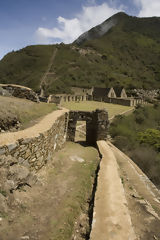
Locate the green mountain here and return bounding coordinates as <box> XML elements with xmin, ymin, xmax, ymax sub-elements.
<box><xmin>0</xmin><ymin>12</ymin><xmax>160</xmax><ymax>95</ymax></box>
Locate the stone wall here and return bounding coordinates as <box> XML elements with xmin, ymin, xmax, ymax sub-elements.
<box><xmin>0</xmin><ymin>112</ymin><xmax>69</xmax><ymax>171</ymax></box>
<box><xmin>102</xmin><ymin>97</ymin><xmax>146</xmax><ymax>106</ymax></box>
<box><xmin>48</xmin><ymin>94</ymin><xmax>88</xmax><ymax>104</ymax></box>
<box><xmin>0</xmin><ymin>84</ymin><xmax>39</xmax><ymax>102</ymax></box>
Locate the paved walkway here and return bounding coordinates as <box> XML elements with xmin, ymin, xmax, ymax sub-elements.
<box><xmin>90</xmin><ymin>140</ymin><xmax>136</xmax><ymax>240</ymax></box>
<box><xmin>0</xmin><ymin>108</ymin><xmax>68</xmax><ymax>146</ymax></box>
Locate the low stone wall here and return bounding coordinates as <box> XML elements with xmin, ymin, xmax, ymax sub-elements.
<box><xmin>0</xmin><ymin>111</ymin><xmax>69</xmax><ymax>171</ymax></box>
<box><xmin>94</xmin><ymin>97</ymin><xmax>146</xmax><ymax>106</ymax></box>
<box><xmin>104</xmin><ymin>98</ymin><xmax>134</xmax><ymax>106</ymax></box>
<box><xmin>48</xmin><ymin>94</ymin><xmax>89</xmax><ymax>104</ymax></box>
<box><xmin>0</xmin><ymin>84</ymin><xmax>39</xmax><ymax>102</ymax></box>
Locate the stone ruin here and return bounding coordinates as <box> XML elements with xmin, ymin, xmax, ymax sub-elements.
<box><xmin>67</xmin><ymin>109</ymin><xmax>109</xmax><ymax>145</ymax></box>
<box><xmin>0</xmin><ymin>84</ymin><xmax>39</xmax><ymax>102</ymax></box>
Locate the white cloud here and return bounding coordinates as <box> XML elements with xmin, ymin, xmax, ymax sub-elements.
<box><xmin>134</xmin><ymin>0</ymin><xmax>160</xmax><ymax>17</ymax></box>
<box><xmin>36</xmin><ymin>3</ymin><xmax>123</xmax><ymax>44</ymax></box>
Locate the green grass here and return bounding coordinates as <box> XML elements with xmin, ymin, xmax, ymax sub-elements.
<box><xmin>0</xmin><ymin>96</ymin><xmax>57</xmax><ymax>129</ymax></box>
<box><xmin>48</xmin><ymin>142</ymin><xmax>99</xmax><ymax>240</ymax></box>
<box><xmin>62</xmin><ymin>101</ymin><xmax>132</xmax><ymax>118</ymax></box>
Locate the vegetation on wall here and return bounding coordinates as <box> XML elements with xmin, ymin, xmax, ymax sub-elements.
<box><xmin>109</xmin><ymin>104</ymin><xmax>160</xmax><ymax>187</ymax></box>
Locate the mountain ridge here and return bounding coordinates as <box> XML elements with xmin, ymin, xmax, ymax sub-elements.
<box><xmin>0</xmin><ymin>12</ymin><xmax>160</xmax><ymax>95</ymax></box>
<box><xmin>74</xmin><ymin>12</ymin><xmax>128</xmax><ymax>44</ymax></box>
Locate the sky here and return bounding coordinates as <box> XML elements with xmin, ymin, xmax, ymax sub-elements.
<box><xmin>0</xmin><ymin>0</ymin><xmax>160</xmax><ymax>59</ymax></box>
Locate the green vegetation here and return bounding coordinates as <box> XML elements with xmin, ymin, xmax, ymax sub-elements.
<box><xmin>49</xmin><ymin>142</ymin><xmax>99</xmax><ymax>240</ymax></box>
<box><xmin>110</xmin><ymin>104</ymin><xmax>160</xmax><ymax>186</ymax></box>
<box><xmin>0</xmin><ymin>189</ymin><xmax>7</xmax><ymax>197</ymax></box>
<box><xmin>138</xmin><ymin>129</ymin><xmax>160</xmax><ymax>151</ymax></box>
<box><xmin>0</xmin><ymin>13</ymin><xmax>160</xmax><ymax>94</ymax></box>
<box><xmin>0</xmin><ymin>96</ymin><xmax>57</xmax><ymax>129</ymax></box>
<box><xmin>62</xmin><ymin>101</ymin><xmax>132</xmax><ymax>118</ymax></box>
<box><xmin>0</xmin><ymin>45</ymin><xmax>55</xmax><ymax>92</ymax></box>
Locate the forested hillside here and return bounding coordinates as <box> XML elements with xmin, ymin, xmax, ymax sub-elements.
<box><xmin>110</xmin><ymin>103</ymin><xmax>160</xmax><ymax>187</ymax></box>
<box><xmin>0</xmin><ymin>12</ymin><xmax>160</xmax><ymax>94</ymax></box>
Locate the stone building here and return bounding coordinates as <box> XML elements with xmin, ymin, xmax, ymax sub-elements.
<box><xmin>114</xmin><ymin>87</ymin><xmax>127</xmax><ymax>98</ymax></box>
<box><xmin>47</xmin><ymin>86</ymin><xmax>145</xmax><ymax>107</ymax></box>
<box><xmin>92</xmin><ymin>87</ymin><xmax>116</xmax><ymax>101</ymax></box>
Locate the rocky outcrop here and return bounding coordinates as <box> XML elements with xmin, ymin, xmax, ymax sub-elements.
<box><xmin>131</xmin><ymin>89</ymin><xmax>160</xmax><ymax>100</ymax></box>
<box><xmin>0</xmin><ymin>116</ymin><xmax>20</xmax><ymax>132</ymax></box>
<box><xmin>0</xmin><ymin>84</ymin><xmax>39</xmax><ymax>102</ymax></box>
<box><xmin>0</xmin><ymin>155</ymin><xmax>37</xmax><ymax>216</ymax></box>
<box><xmin>0</xmin><ymin>87</ymin><xmax>11</xmax><ymax>97</ymax></box>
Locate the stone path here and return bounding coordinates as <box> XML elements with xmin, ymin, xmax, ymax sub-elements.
<box><xmin>109</xmin><ymin>142</ymin><xmax>160</xmax><ymax>239</ymax></box>
<box><xmin>90</xmin><ymin>140</ymin><xmax>136</xmax><ymax>240</ymax></box>
<box><xmin>90</xmin><ymin>140</ymin><xmax>160</xmax><ymax>240</ymax></box>
<box><xmin>109</xmin><ymin>142</ymin><xmax>160</xmax><ymax>214</ymax></box>
<box><xmin>0</xmin><ymin>108</ymin><xmax>68</xmax><ymax>146</ymax></box>
<box><xmin>40</xmin><ymin>48</ymin><xmax>58</xmax><ymax>97</ymax></box>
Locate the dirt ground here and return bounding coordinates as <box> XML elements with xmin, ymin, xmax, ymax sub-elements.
<box><xmin>0</xmin><ymin>142</ymin><xmax>99</xmax><ymax>240</ymax></box>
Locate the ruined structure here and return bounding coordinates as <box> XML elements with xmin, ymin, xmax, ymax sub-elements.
<box><xmin>0</xmin><ymin>108</ymin><xmax>109</xmax><ymax>172</ymax></box>
<box><xmin>93</xmin><ymin>87</ymin><xmax>116</xmax><ymax>101</ymax></box>
<box><xmin>67</xmin><ymin>109</ymin><xmax>109</xmax><ymax>145</ymax></box>
<box><xmin>113</xmin><ymin>87</ymin><xmax>127</xmax><ymax>98</ymax></box>
<box><xmin>47</xmin><ymin>86</ymin><xmax>147</xmax><ymax>107</ymax></box>
<box><xmin>48</xmin><ymin>93</ymin><xmax>89</xmax><ymax>104</ymax></box>
<box><xmin>0</xmin><ymin>84</ymin><xmax>39</xmax><ymax>102</ymax></box>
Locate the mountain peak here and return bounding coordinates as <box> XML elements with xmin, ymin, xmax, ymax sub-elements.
<box><xmin>74</xmin><ymin>12</ymin><xmax>129</xmax><ymax>45</ymax></box>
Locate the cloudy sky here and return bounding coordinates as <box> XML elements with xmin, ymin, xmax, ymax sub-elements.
<box><xmin>0</xmin><ymin>0</ymin><xmax>160</xmax><ymax>59</ymax></box>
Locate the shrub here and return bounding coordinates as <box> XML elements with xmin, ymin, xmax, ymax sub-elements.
<box><xmin>138</xmin><ymin>128</ymin><xmax>160</xmax><ymax>151</ymax></box>
<box><xmin>113</xmin><ymin>136</ymin><xmax>135</xmax><ymax>151</ymax></box>
<box><xmin>110</xmin><ymin>104</ymin><xmax>160</xmax><ymax>187</ymax></box>
<box><xmin>130</xmin><ymin>146</ymin><xmax>160</xmax><ymax>185</ymax></box>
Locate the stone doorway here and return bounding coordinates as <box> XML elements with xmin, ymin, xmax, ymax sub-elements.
<box><xmin>67</xmin><ymin>110</ymin><xmax>109</xmax><ymax>145</ymax></box>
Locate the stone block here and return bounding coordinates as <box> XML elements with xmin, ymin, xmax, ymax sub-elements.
<box><xmin>7</xmin><ymin>142</ymin><xmax>19</xmax><ymax>152</ymax></box>
<box><xmin>0</xmin><ymin>147</ymin><xmax>6</xmax><ymax>156</ymax></box>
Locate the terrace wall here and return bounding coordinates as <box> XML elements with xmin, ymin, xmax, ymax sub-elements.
<box><xmin>0</xmin><ymin>111</ymin><xmax>69</xmax><ymax>171</ymax></box>
<box><xmin>0</xmin><ymin>84</ymin><xmax>39</xmax><ymax>102</ymax></box>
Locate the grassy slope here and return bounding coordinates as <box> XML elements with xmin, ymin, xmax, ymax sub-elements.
<box><xmin>0</xmin><ymin>45</ymin><xmax>55</xmax><ymax>92</ymax></box>
<box><xmin>62</xmin><ymin>101</ymin><xmax>132</xmax><ymax>118</ymax></box>
<box><xmin>0</xmin><ymin>96</ymin><xmax>57</xmax><ymax>129</ymax></box>
<box><xmin>48</xmin><ymin>142</ymin><xmax>99</xmax><ymax>240</ymax></box>
<box><xmin>0</xmin><ymin>13</ymin><xmax>160</xmax><ymax>94</ymax></box>
<box><xmin>82</xmin><ymin>14</ymin><xmax>160</xmax><ymax>89</ymax></box>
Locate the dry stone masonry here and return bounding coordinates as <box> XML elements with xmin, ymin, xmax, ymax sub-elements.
<box><xmin>67</xmin><ymin>109</ymin><xmax>109</xmax><ymax>145</ymax></box>
<box><xmin>0</xmin><ymin>113</ymin><xmax>68</xmax><ymax>171</ymax></box>
<box><xmin>0</xmin><ymin>84</ymin><xmax>39</xmax><ymax>102</ymax></box>
<box><xmin>0</xmin><ymin>109</ymin><xmax>109</xmax><ymax>175</ymax></box>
